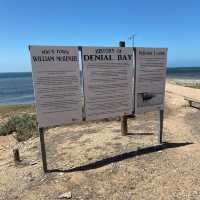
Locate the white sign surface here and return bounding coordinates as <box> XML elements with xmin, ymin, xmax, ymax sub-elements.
<box><xmin>30</xmin><ymin>46</ymin><xmax>82</xmax><ymax>128</ymax></box>
<box><xmin>135</xmin><ymin>47</ymin><xmax>167</xmax><ymax>114</ymax></box>
<box><xmin>82</xmin><ymin>47</ymin><xmax>134</xmax><ymax>120</ymax></box>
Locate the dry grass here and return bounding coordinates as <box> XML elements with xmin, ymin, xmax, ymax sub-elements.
<box><xmin>0</xmin><ymin>104</ymin><xmax>35</xmax><ymax>117</ymax></box>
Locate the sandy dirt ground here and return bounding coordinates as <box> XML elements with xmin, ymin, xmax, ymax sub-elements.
<box><xmin>0</xmin><ymin>82</ymin><xmax>200</xmax><ymax>200</ymax></box>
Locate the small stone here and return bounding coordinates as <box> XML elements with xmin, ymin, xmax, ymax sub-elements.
<box><xmin>193</xmin><ymin>191</ymin><xmax>198</xmax><ymax>195</ymax></box>
<box><xmin>30</xmin><ymin>161</ymin><xmax>38</xmax><ymax>165</ymax></box>
<box><xmin>59</xmin><ymin>172</ymin><xmax>64</xmax><ymax>176</ymax></box>
<box><xmin>29</xmin><ymin>177</ymin><xmax>34</xmax><ymax>182</ymax></box>
<box><xmin>58</xmin><ymin>192</ymin><xmax>72</xmax><ymax>199</ymax></box>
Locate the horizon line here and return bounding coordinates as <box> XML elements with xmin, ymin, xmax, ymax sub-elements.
<box><xmin>1</xmin><ymin>66</ymin><xmax>200</xmax><ymax>73</ymax></box>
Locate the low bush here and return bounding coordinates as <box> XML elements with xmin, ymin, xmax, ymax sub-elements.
<box><xmin>0</xmin><ymin>114</ymin><xmax>37</xmax><ymax>142</ymax></box>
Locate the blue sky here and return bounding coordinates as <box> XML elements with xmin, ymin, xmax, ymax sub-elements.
<box><xmin>0</xmin><ymin>0</ymin><xmax>199</xmax><ymax>72</ymax></box>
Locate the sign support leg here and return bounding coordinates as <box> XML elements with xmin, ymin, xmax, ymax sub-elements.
<box><xmin>121</xmin><ymin>116</ymin><xmax>128</xmax><ymax>135</ymax></box>
<box><xmin>158</xmin><ymin>109</ymin><xmax>164</xmax><ymax>144</ymax></box>
<box><xmin>119</xmin><ymin>41</ymin><xmax>128</xmax><ymax>136</ymax></box>
<box><xmin>39</xmin><ymin>127</ymin><xmax>48</xmax><ymax>173</ymax></box>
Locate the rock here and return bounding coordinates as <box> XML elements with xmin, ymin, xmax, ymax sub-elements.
<box><xmin>30</xmin><ymin>160</ymin><xmax>38</xmax><ymax>165</ymax></box>
<box><xmin>59</xmin><ymin>172</ymin><xmax>64</xmax><ymax>176</ymax></box>
<box><xmin>58</xmin><ymin>192</ymin><xmax>72</xmax><ymax>199</ymax></box>
<box><xmin>29</xmin><ymin>177</ymin><xmax>34</xmax><ymax>182</ymax></box>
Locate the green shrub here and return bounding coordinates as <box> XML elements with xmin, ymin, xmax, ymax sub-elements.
<box><xmin>0</xmin><ymin>114</ymin><xmax>38</xmax><ymax>142</ymax></box>
<box><xmin>0</xmin><ymin>124</ymin><xmax>9</xmax><ymax>136</ymax></box>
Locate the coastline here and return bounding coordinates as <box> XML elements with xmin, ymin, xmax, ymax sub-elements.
<box><xmin>167</xmin><ymin>78</ymin><xmax>200</xmax><ymax>89</ymax></box>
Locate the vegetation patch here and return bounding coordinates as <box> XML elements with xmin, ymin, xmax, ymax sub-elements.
<box><xmin>0</xmin><ymin>114</ymin><xmax>37</xmax><ymax>142</ymax></box>
<box><xmin>185</xmin><ymin>84</ymin><xmax>200</xmax><ymax>89</ymax></box>
<box><xmin>0</xmin><ymin>104</ymin><xmax>35</xmax><ymax>117</ymax></box>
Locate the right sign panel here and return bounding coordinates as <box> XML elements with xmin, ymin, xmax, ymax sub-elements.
<box><xmin>135</xmin><ymin>47</ymin><xmax>167</xmax><ymax>114</ymax></box>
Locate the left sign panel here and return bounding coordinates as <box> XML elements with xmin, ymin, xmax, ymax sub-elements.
<box><xmin>29</xmin><ymin>46</ymin><xmax>82</xmax><ymax>128</ymax></box>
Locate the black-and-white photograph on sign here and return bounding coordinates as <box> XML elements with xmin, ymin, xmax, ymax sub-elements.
<box><xmin>30</xmin><ymin>46</ymin><xmax>82</xmax><ymax>128</ymax></box>
<box><xmin>135</xmin><ymin>47</ymin><xmax>167</xmax><ymax>114</ymax></box>
<box><xmin>82</xmin><ymin>47</ymin><xmax>134</xmax><ymax>121</ymax></box>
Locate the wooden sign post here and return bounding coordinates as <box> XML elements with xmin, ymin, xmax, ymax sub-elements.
<box><xmin>119</xmin><ymin>41</ymin><xmax>128</xmax><ymax>136</ymax></box>
<box><xmin>158</xmin><ymin>109</ymin><xmax>164</xmax><ymax>144</ymax></box>
<box><xmin>39</xmin><ymin>127</ymin><xmax>48</xmax><ymax>172</ymax></box>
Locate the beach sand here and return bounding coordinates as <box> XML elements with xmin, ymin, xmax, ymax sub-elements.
<box><xmin>0</xmin><ymin>81</ymin><xmax>200</xmax><ymax>200</ymax></box>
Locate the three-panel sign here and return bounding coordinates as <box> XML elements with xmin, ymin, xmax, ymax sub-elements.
<box><xmin>29</xmin><ymin>46</ymin><xmax>167</xmax><ymax>128</ymax></box>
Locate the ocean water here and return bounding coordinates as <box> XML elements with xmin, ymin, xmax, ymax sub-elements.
<box><xmin>0</xmin><ymin>72</ymin><xmax>34</xmax><ymax>105</ymax></box>
<box><xmin>167</xmin><ymin>67</ymin><xmax>200</xmax><ymax>80</ymax></box>
<box><xmin>0</xmin><ymin>67</ymin><xmax>200</xmax><ymax>105</ymax></box>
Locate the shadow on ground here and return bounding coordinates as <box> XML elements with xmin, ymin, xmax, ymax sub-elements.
<box><xmin>125</xmin><ymin>132</ymin><xmax>154</xmax><ymax>136</ymax></box>
<box><xmin>47</xmin><ymin>142</ymin><xmax>192</xmax><ymax>173</ymax></box>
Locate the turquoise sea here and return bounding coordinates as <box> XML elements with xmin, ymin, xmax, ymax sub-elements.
<box><xmin>0</xmin><ymin>67</ymin><xmax>200</xmax><ymax>105</ymax></box>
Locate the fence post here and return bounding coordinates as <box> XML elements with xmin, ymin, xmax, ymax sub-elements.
<box><xmin>119</xmin><ymin>41</ymin><xmax>128</xmax><ymax>135</ymax></box>
<box><xmin>13</xmin><ymin>148</ymin><xmax>20</xmax><ymax>163</ymax></box>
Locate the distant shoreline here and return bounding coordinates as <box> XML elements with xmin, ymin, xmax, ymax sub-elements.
<box><xmin>0</xmin><ymin>66</ymin><xmax>200</xmax><ymax>74</ymax></box>
<box><xmin>167</xmin><ymin>79</ymin><xmax>200</xmax><ymax>89</ymax></box>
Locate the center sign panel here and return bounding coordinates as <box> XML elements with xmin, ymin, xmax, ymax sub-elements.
<box><xmin>82</xmin><ymin>47</ymin><xmax>134</xmax><ymax>121</ymax></box>
<box><xmin>30</xmin><ymin>46</ymin><xmax>82</xmax><ymax>128</ymax></box>
<box><xmin>135</xmin><ymin>47</ymin><xmax>167</xmax><ymax>114</ymax></box>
